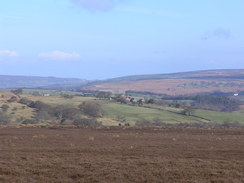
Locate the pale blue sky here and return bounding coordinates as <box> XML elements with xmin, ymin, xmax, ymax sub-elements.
<box><xmin>0</xmin><ymin>0</ymin><xmax>243</xmax><ymax>79</ymax></box>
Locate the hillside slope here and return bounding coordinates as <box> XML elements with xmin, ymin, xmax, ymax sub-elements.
<box><xmin>81</xmin><ymin>69</ymin><xmax>244</xmax><ymax>95</ymax></box>
<box><xmin>0</xmin><ymin>75</ymin><xmax>88</xmax><ymax>89</ymax></box>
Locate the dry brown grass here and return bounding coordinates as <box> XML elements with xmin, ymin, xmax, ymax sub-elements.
<box><xmin>82</xmin><ymin>79</ymin><xmax>244</xmax><ymax>95</ymax></box>
<box><xmin>0</xmin><ymin>126</ymin><xmax>243</xmax><ymax>183</ymax></box>
<box><xmin>24</xmin><ymin>95</ymin><xmax>94</xmax><ymax>106</ymax></box>
<box><xmin>0</xmin><ymin>92</ymin><xmax>20</xmax><ymax>102</ymax></box>
<box><xmin>5</xmin><ymin>102</ymin><xmax>35</xmax><ymax>121</ymax></box>
<box><xmin>97</xmin><ymin>118</ymin><xmax>120</xmax><ymax>126</ymax></box>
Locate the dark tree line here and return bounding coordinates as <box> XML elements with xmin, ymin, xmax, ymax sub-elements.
<box><xmin>96</xmin><ymin>91</ymin><xmax>112</xmax><ymax>99</ymax></box>
<box><xmin>193</xmin><ymin>95</ymin><xmax>240</xmax><ymax>112</ymax></box>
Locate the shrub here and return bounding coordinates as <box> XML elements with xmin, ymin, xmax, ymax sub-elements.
<box><xmin>135</xmin><ymin>121</ymin><xmax>151</xmax><ymax>126</ymax></box>
<box><xmin>0</xmin><ymin>111</ymin><xmax>11</xmax><ymax>124</ymax></box>
<box><xmin>21</xmin><ymin>119</ymin><xmax>37</xmax><ymax>124</ymax></box>
<box><xmin>116</xmin><ymin>115</ymin><xmax>126</xmax><ymax>122</ymax></box>
<box><xmin>11</xmin><ymin>88</ymin><xmax>23</xmax><ymax>95</ymax></box>
<box><xmin>1</xmin><ymin>104</ymin><xmax>10</xmax><ymax>111</ymax></box>
<box><xmin>32</xmin><ymin>91</ymin><xmax>41</xmax><ymax>96</ymax></box>
<box><xmin>7</xmin><ymin>96</ymin><xmax>18</xmax><ymax>102</ymax></box>
<box><xmin>78</xmin><ymin>101</ymin><xmax>104</xmax><ymax>118</ymax></box>
<box><xmin>35</xmin><ymin>111</ymin><xmax>52</xmax><ymax>121</ymax></box>
<box><xmin>182</xmin><ymin>107</ymin><xmax>194</xmax><ymax>116</ymax></box>
<box><xmin>12</xmin><ymin>107</ymin><xmax>18</xmax><ymax>111</ymax></box>
<box><xmin>146</xmin><ymin>98</ymin><xmax>155</xmax><ymax>104</ymax></box>
<box><xmin>96</xmin><ymin>91</ymin><xmax>112</xmax><ymax>99</ymax></box>
<box><xmin>73</xmin><ymin>118</ymin><xmax>102</xmax><ymax>126</ymax></box>
<box><xmin>28</xmin><ymin>101</ymin><xmax>51</xmax><ymax>111</ymax></box>
<box><xmin>50</xmin><ymin>106</ymin><xmax>80</xmax><ymax>124</ymax></box>
<box><xmin>61</xmin><ymin>93</ymin><xmax>74</xmax><ymax>99</ymax></box>
<box><xmin>19</xmin><ymin>98</ymin><xmax>33</xmax><ymax>105</ymax></box>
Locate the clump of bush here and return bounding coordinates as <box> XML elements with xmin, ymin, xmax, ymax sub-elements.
<box><xmin>12</xmin><ymin>107</ymin><xmax>18</xmax><ymax>111</ymax></box>
<box><xmin>28</xmin><ymin>101</ymin><xmax>51</xmax><ymax>111</ymax></box>
<box><xmin>7</xmin><ymin>96</ymin><xmax>19</xmax><ymax>103</ymax></box>
<box><xmin>11</xmin><ymin>88</ymin><xmax>23</xmax><ymax>95</ymax></box>
<box><xmin>19</xmin><ymin>98</ymin><xmax>33</xmax><ymax>105</ymax></box>
<box><xmin>18</xmin><ymin>99</ymin><xmax>103</xmax><ymax>126</ymax></box>
<box><xmin>61</xmin><ymin>93</ymin><xmax>74</xmax><ymax>99</ymax></box>
<box><xmin>182</xmin><ymin>107</ymin><xmax>194</xmax><ymax>116</ymax></box>
<box><xmin>0</xmin><ymin>111</ymin><xmax>11</xmax><ymax>125</ymax></box>
<box><xmin>78</xmin><ymin>101</ymin><xmax>104</xmax><ymax>118</ymax></box>
<box><xmin>73</xmin><ymin>118</ymin><xmax>102</xmax><ymax>126</ymax></box>
<box><xmin>1</xmin><ymin>104</ymin><xmax>10</xmax><ymax>112</ymax></box>
<box><xmin>21</xmin><ymin>119</ymin><xmax>38</xmax><ymax>125</ymax></box>
<box><xmin>96</xmin><ymin>91</ymin><xmax>112</xmax><ymax>99</ymax></box>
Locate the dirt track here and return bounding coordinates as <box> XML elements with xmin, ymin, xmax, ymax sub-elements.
<box><xmin>0</xmin><ymin>126</ymin><xmax>243</xmax><ymax>183</ymax></box>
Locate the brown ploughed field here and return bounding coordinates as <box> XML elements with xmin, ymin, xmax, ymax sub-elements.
<box><xmin>0</xmin><ymin>126</ymin><xmax>243</xmax><ymax>183</ymax></box>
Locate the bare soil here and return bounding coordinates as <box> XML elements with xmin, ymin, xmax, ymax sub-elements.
<box><xmin>0</xmin><ymin>126</ymin><xmax>243</xmax><ymax>183</ymax></box>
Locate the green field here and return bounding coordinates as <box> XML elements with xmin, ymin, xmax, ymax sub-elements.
<box><xmin>1</xmin><ymin>90</ymin><xmax>244</xmax><ymax>126</ymax></box>
<box><xmin>193</xmin><ymin>110</ymin><xmax>244</xmax><ymax>123</ymax></box>
<box><xmin>102</xmin><ymin>103</ymin><xmax>210</xmax><ymax>125</ymax></box>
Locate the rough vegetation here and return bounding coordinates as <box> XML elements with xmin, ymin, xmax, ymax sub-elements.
<box><xmin>0</xmin><ymin>89</ymin><xmax>244</xmax><ymax>126</ymax></box>
<box><xmin>0</xmin><ymin>86</ymin><xmax>243</xmax><ymax>182</ymax></box>
<box><xmin>80</xmin><ymin>69</ymin><xmax>244</xmax><ymax>95</ymax></box>
<box><xmin>0</xmin><ymin>126</ymin><xmax>243</xmax><ymax>183</ymax></box>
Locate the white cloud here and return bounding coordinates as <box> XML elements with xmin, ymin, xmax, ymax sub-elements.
<box><xmin>0</xmin><ymin>50</ymin><xmax>19</xmax><ymax>57</ymax></box>
<box><xmin>38</xmin><ymin>51</ymin><xmax>81</xmax><ymax>60</ymax></box>
<box><xmin>202</xmin><ymin>28</ymin><xmax>231</xmax><ymax>40</ymax></box>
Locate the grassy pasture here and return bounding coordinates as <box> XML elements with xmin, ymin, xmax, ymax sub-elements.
<box><xmin>143</xmin><ymin>104</ymin><xmax>244</xmax><ymax>124</ymax></box>
<box><xmin>102</xmin><ymin>103</ymin><xmax>209</xmax><ymax>125</ymax></box>
<box><xmin>194</xmin><ymin>110</ymin><xmax>244</xmax><ymax>123</ymax></box>
<box><xmin>1</xmin><ymin>90</ymin><xmax>244</xmax><ymax>126</ymax></box>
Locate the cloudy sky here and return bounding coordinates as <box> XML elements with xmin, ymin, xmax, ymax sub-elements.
<box><xmin>0</xmin><ymin>0</ymin><xmax>243</xmax><ymax>79</ymax></box>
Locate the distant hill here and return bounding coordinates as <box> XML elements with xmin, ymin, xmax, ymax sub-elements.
<box><xmin>0</xmin><ymin>75</ymin><xmax>88</xmax><ymax>89</ymax></box>
<box><xmin>80</xmin><ymin>69</ymin><xmax>244</xmax><ymax>95</ymax></box>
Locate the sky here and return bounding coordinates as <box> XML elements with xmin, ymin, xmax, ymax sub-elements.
<box><xmin>0</xmin><ymin>0</ymin><xmax>244</xmax><ymax>79</ymax></box>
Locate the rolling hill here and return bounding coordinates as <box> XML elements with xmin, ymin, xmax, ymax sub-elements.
<box><xmin>1</xmin><ymin>69</ymin><xmax>244</xmax><ymax>95</ymax></box>
<box><xmin>80</xmin><ymin>69</ymin><xmax>244</xmax><ymax>95</ymax></box>
<box><xmin>0</xmin><ymin>75</ymin><xmax>88</xmax><ymax>89</ymax></box>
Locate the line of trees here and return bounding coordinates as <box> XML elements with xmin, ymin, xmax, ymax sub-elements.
<box><xmin>193</xmin><ymin>95</ymin><xmax>240</xmax><ymax>112</ymax></box>
<box><xmin>28</xmin><ymin>101</ymin><xmax>102</xmax><ymax>125</ymax></box>
<box><xmin>18</xmin><ymin>98</ymin><xmax>103</xmax><ymax>125</ymax></box>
